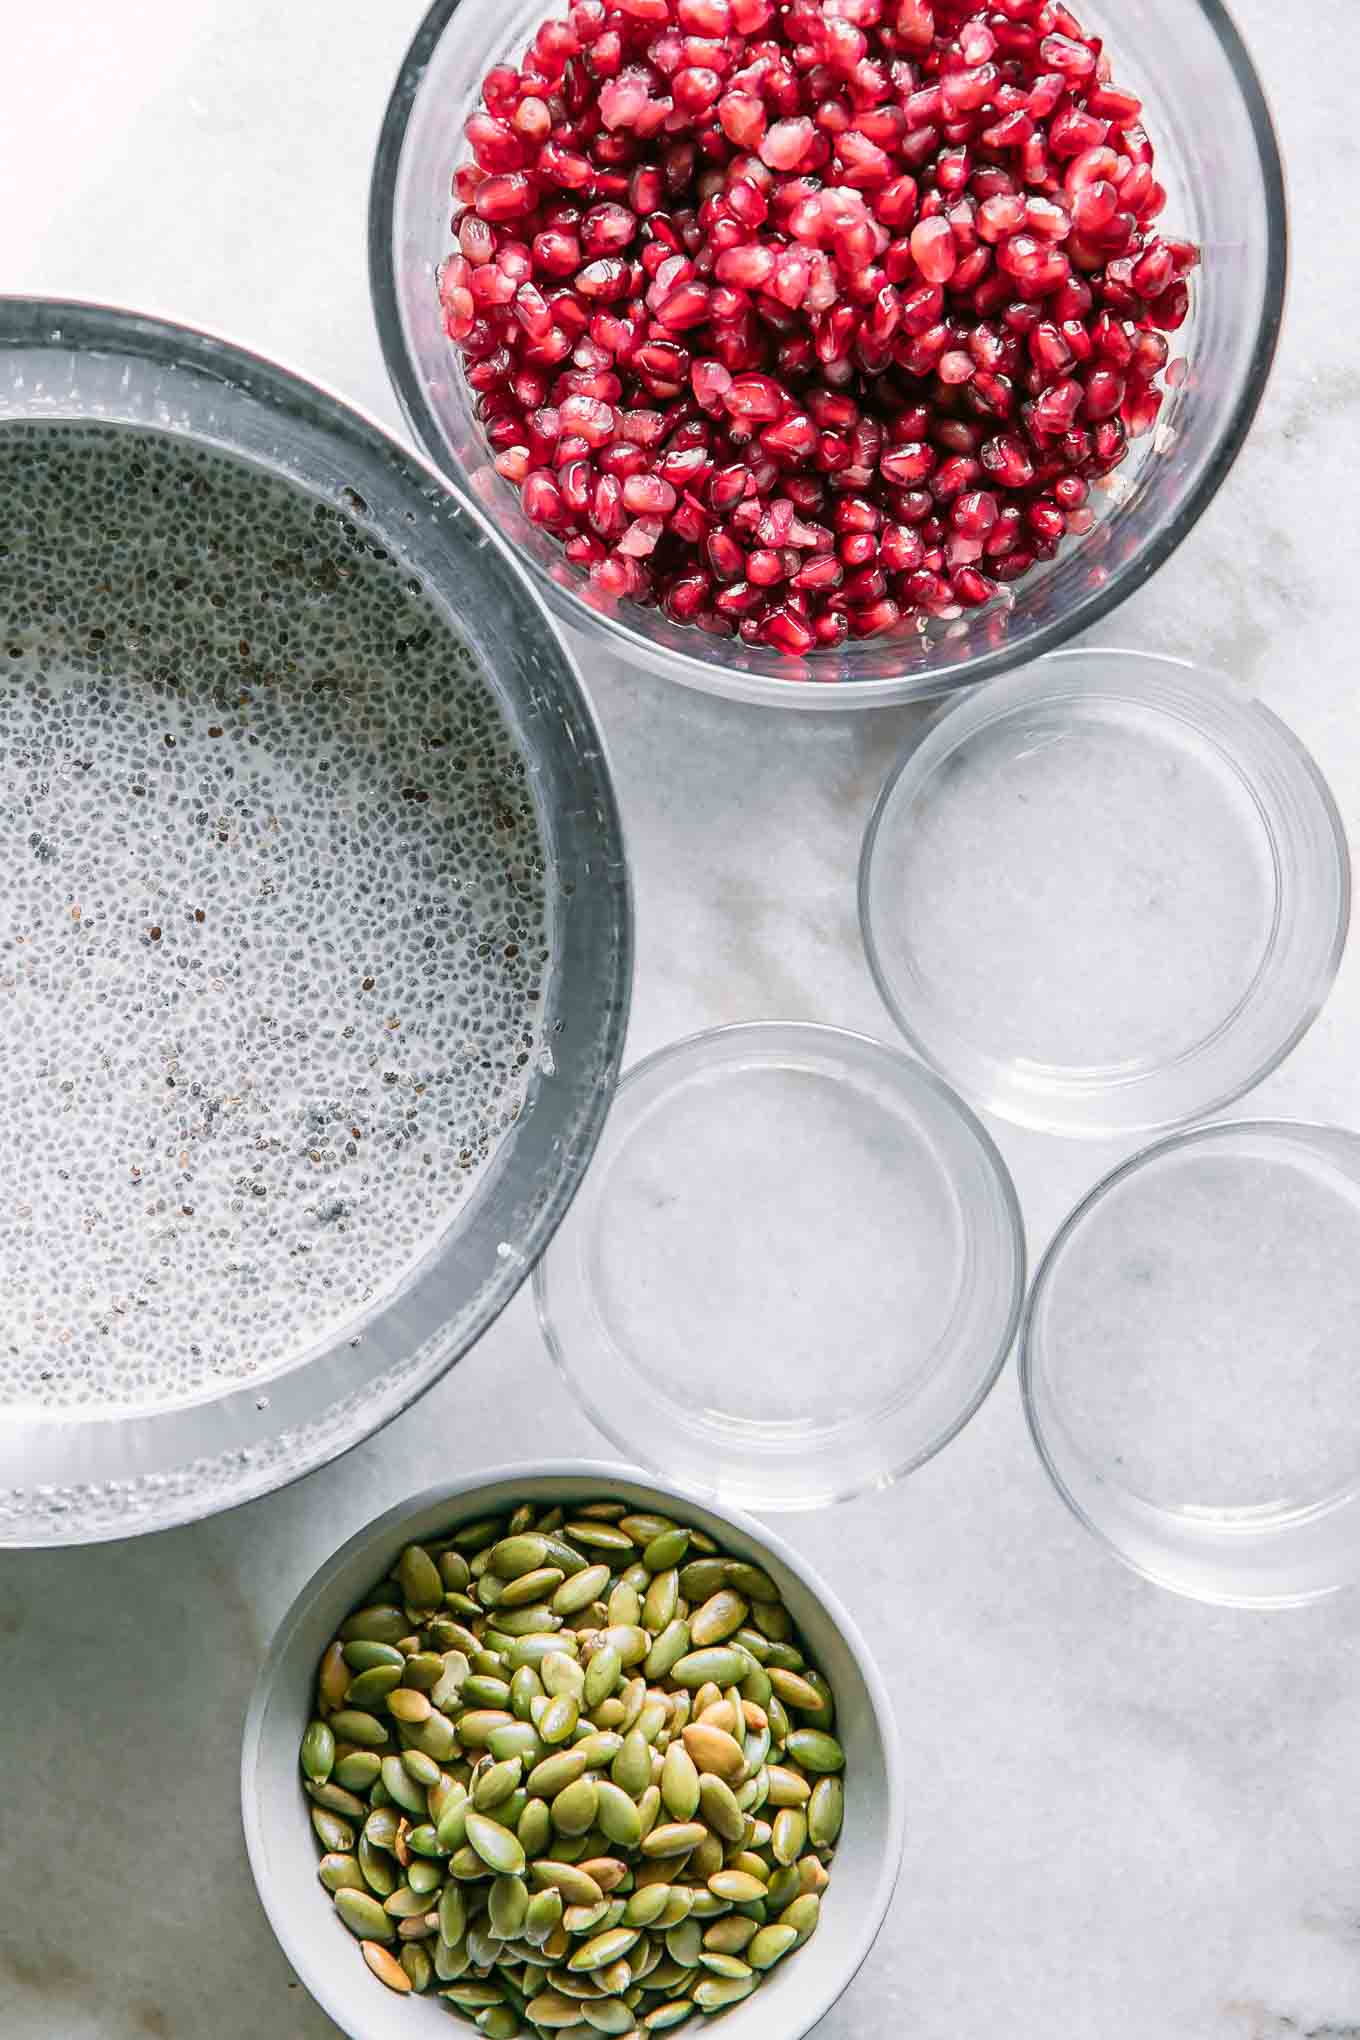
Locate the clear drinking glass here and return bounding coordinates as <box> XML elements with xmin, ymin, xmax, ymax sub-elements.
<box><xmin>371</xmin><ymin>0</ymin><xmax>1286</xmax><ymax>708</ymax></box>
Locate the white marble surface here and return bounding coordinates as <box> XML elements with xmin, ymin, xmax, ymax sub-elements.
<box><xmin>3</xmin><ymin>4</ymin><xmax>1360</xmax><ymax>2036</ymax></box>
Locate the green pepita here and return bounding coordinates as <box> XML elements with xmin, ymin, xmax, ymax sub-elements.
<box><xmin>339</xmin><ymin>1605</ymin><xmax>409</xmax><ymax>1647</ymax></box>
<box><xmin>669</xmin><ymin>1648</ymin><xmax>749</xmax><ymax>1690</ymax></box>
<box><xmin>334</xmin><ymin>1888</ymin><xmax>395</xmax><ymax>1942</ymax></box>
<box><xmin>489</xmin><ymin>1873</ymin><xmax>530</xmax><ymax>1941</ymax></box>
<box><xmin>551</xmin><ymin>1775</ymin><xmax>599</xmax><ymax>1837</ymax></box>
<box><xmin>660</xmin><ymin>1743</ymin><xmax>700</xmax><ymax>1822</ymax></box>
<box><xmin>784</xmin><ymin>1728</ymin><xmax>844</xmax><ymax>1775</ymax></box>
<box><xmin>318</xmin><ymin>1852</ymin><xmax>366</xmax><ymax>1894</ymax></box>
<box><xmin>465</xmin><ymin>1811</ymin><xmax>526</xmax><ymax>1875</ymax></box>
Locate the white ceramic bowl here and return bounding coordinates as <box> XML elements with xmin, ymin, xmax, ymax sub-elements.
<box><xmin>241</xmin><ymin>1463</ymin><xmax>904</xmax><ymax>2040</ymax></box>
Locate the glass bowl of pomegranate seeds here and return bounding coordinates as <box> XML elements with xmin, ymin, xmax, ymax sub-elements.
<box><xmin>371</xmin><ymin>0</ymin><xmax>1284</xmax><ymax>706</ymax></box>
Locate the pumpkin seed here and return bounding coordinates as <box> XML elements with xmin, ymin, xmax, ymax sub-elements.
<box><xmin>526</xmin><ymin>1991</ymin><xmax>583</xmax><ymax>2028</ymax></box>
<box><xmin>454</xmin><ymin>1806</ymin><xmax>521</xmax><ymax>1876</ymax></box>
<box><xmin>642</xmin><ymin>2004</ymin><xmax>694</xmax><ymax>2032</ymax></box>
<box><xmin>642</xmin><ymin>1528</ymin><xmax>691</xmax><ymax>1573</ymax></box>
<box><xmin>550</xmin><ymin>1563</ymin><xmax>610</xmax><ymax>1616</ymax></box>
<box><xmin>489</xmin><ymin>1874</ymin><xmax>530</xmax><ymax>1941</ymax></box>
<box><xmin>564</xmin><ymin>1521</ymin><xmax>635</xmax><ymax>1553</ymax></box>
<box><xmin>445</xmin><ymin>1980</ymin><xmax>507</xmax><ymax>2009</ymax></box>
<box><xmin>640</xmin><ymin>1822</ymin><xmax>706</xmax><ymax>1860</ymax></box>
<box><xmin>660</xmin><ymin>1744</ymin><xmax>700</xmax><ymax>1822</ymax></box>
<box><xmin>407</xmin><ymin>1712</ymin><xmax>460</xmax><ymax>1763</ymax></box>
<box><xmin>640</xmin><ymin>1570</ymin><xmax>679</xmax><ymax>1634</ymax></box>
<box><xmin>497</xmin><ymin>1603</ymin><xmax>563</xmax><ymax>1639</ymax></box>
<box><xmin>501</xmin><ymin>1566</ymin><xmax>566</xmax><ymax>1609</ymax></box>
<box><xmin>477</xmin><ymin>2009</ymin><xmax>520</xmax><ymax>2040</ymax></box>
<box><xmin>582</xmin><ymin>1997</ymin><xmax>635</xmax><ymax>2034</ymax></box>
<box><xmin>362</xmin><ymin>1942</ymin><xmax>412</xmax><ymax>1993</ymax></box>
<box><xmin>318</xmin><ymin>1852</ymin><xmax>366</xmax><ymax>1894</ymax></box>
<box><xmin>327</xmin><ymin>1709</ymin><xmax>388</xmax><ymax>1749</ymax></box>
<box><xmin>463</xmin><ymin>1673</ymin><xmax>512</xmax><ymax>1710</ymax></box>
<box><xmin>531</xmin><ymin>1862</ymin><xmax>604</xmax><ymax>1907</ymax></box>
<box><xmin>449</xmin><ymin>1515</ymin><xmax>504</xmax><ymax>1553</ymax></box>
<box><xmin>551</xmin><ymin>1776</ymin><xmax>599</xmax><ymax>1837</ymax></box>
<box><xmin>569</xmin><ymin>1927</ymin><xmax>640</xmax><ymax>1972</ymax></box>
<box><xmin>474</xmin><ymin>1756</ymin><xmax>523</xmax><ymax>1810</ymax></box>
<box><xmin>541</xmin><ymin>1694</ymin><xmax>580</xmax><ymax>1746</ymax></box>
<box><xmin>699</xmin><ymin>1952</ymin><xmax>752</xmax><ymax>1981</ymax></box>
<box><xmin>640</xmin><ymin>1620</ymin><xmax>691</xmax><ymax>1683</ymax></box>
<box><xmin>435</xmin><ymin>1785</ymin><xmax>470</xmax><ymax>1852</ymax></box>
<box><xmin>384</xmin><ymin>1881</ymin><xmax>435</xmax><ymax>1919</ymax></box>
<box><xmin>525</xmin><ymin>1887</ymin><xmax>565</xmax><ymax>1945</ymax></box>
<box><xmin>332</xmin><ymin>1750</ymin><xmax>381</xmax><ymax>1793</ymax></box>
<box><xmin>622</xmin><ymin>1883</ymin><xmax>670</xmax><ymax>1929</ymax></box>
<box><xmin>680</xmin><ymin>1724</ymin><xmax>745</xmax><ymax>1780</ymax></box>
<box><xmin>429</xmin><ymin>1883</ymin><xmax>463</xmax><ymax>1949</ymax></box>
<box><xmin>694</xmin><ymin>1973</ymin><xmax>756</xmax><ymax>2011</ymax></box>
<box><xmin>768</xmin><ymin>1666</ymin><xmax>822</xmax><ymax>1713</ymax></box>
<box><xmin>807</xmin><ymin>1775</ymin><xmax>843</xmax><ymax>1847</ymax></box>
<box><xmin>697</xmin><ymin>1775</ymin><xmax>745</xmax><ymax>1844</ymax></box>
<box><xmin>379</xmin><ymin>1755</ymin><xmax>426</xmax><ymax>1817</ymax></box>
<box><xmin>783</xmin><ymin>1893</ymin><xmax>821</xmax><ymax>1945</ymax></box>
<box><xmin>542</xmin><ymin>1652</ymin><xmax>586</xmax><ymax>1702</ymax></box>
<box><xmin>576</xmin><ymin>1731</ymin><xmax>624</xmax><ymax>1771</ymax></box>
<box><xmin>708</xmin><ymin>1870</ymin><xmax>766</xmax><ymax>1904</ymax></box>
<box><xmin>772</xmin><ymin>1808</ymin><xmax>807</xmax><ymax>1865</ymax></box>
<box><xmin>358</xmin><ymin>1833</ymin><xmax>396</xmax><ymax>1897</ymax></box>
<box><xmin>489</xmin><ymin>1534</ymin><xmax>550</xmax><ymax>1580</ymax></box>
<box><xmin>401</xmin><ymin>1942</ymin><xmax>434</xmax><ymax>1992</ymax></box>
<box><xmin>510</xmin><ymin>1633</ymin><xmax>579</xmax><ymax>1673</ymax></box>
<box><xmin>438</xmin><ymin>1549</ymin><xmax>472</xmax><ymax>1592</ymax></box>
<box><xmin>488</xmin><ymin>1722</ymin><xmax>543</xmax><ymax>1766</ymax></box>
<box><xmin>688</xmin><ymin>1591</ymin><xmax>748</xmax><ymax>1648</ymax></box>
<box><xmin>300</xmin><ymin>1719</ymin><xmax>335</xmax><ymax>1783</ymax></box>
<box><xmin>339</xmin><ymin>1605</ymin><xmax>409</xmax><ymax>1647</ymax></box>
<box><xmin>306</xmin><ymin>1780</ymin><xmax>366</xmax><ymax>1821</ymax></box>
<box><xmin>764</xmin><ymin>1764</ymin><xmax>810</xmax><ymax>1807</ymax></box>
<box><xmin>335</xmin><ymin>1888</ymin><xmax>395</xmax><ymax>1941</ymax></box>
<box><xmin>784</xmin><ymin>1729</ymin><xmax>844</xmax><ymax>1775</ymax></box>
<box><xmin>460</xmin><ymin>1709</ymin><xmax>515</xmax><ymax>1748</ymax></box>
<box><xmin>753</xmin><ymin>1597</ymin><xmax>793</xmax><ymax>1642</ymax></box>
<box><xmin>670</xmin><ymin>1648</ymin><xmax>748</xmax><ymax>1691</ymax></box>
<box><xmin>401</xmin><ymin>1748</ymin><xmax>441</xmax><ymax>1789</ymax></box>
<box><xmin>388</xmin><ymin>1688</ymin><xmax>432</xmax><ymax>1726</ymax></box>
<box><xmin>530</xmin><ymin>1748</ymin><xmax>589</xmax><ymax>1799</ymax></box>
<box><xmin>311</xmin><ymin>1807</ymin><xmax>354</xmax><ymax>1853</ymax></box>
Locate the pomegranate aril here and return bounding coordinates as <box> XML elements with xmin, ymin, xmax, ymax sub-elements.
<box><xmin>522</xmin><ymin>472</ymin><xmax>569</xmax><ymax>527</ymax></box>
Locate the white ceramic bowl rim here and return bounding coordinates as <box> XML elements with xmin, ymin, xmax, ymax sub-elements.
<box><xmin>242</xmin><ymin>1460</ymin><xmax>906</xmax><ymax>2040</ymax></box>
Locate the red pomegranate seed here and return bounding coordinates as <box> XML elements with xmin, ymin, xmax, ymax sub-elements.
<box><xmin>910</xmin><ymin>217</ymin><xmax>957</xmax><ymax>284</ymax></box>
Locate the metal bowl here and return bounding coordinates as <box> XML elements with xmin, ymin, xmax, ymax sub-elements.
<box><xmin>0</xmin><ymin>299</ymin><xmax>631</xmax><ymax>1547</ymax></box>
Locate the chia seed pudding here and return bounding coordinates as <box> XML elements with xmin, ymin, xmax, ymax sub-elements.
<box><xmin>0</xmin><ymin>422</ymin><xmax>549</xmax><ymax>1413</ymax></box>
